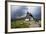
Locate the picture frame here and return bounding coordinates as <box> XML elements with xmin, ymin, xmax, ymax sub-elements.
<box><xmin>5</xmin><ymin>1</ymin><xmax>45</xmax><ymax>33</ymax></box>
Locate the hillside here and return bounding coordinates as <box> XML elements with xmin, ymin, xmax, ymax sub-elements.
<box><xmin>11</xmin><ymin>19</ymin><xmax>41</xmax><ymax>28</ymax></box>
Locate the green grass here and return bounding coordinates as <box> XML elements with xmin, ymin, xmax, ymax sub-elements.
<box><xmin>11</xmin><ymin>19</ymin><xmax>30</xmax><ymax>28</ymax></box>
<box><xmin>11</xmin><ymin>19</ymin><xmax>41</xmax><ymax>28</ymax></box>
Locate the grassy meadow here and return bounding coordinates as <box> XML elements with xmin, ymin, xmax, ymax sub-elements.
<box><xmin>11</xmin><ymin>19</ymin><xmax>30</xmax><ymax>28</ymax></box>
<box><xmin>11</xmin><ymin>19</ymin><xmax>41</xmax><ymax>28</ymax></box>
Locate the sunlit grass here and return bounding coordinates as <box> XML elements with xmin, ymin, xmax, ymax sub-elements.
<box><xmin>11</xmin><ymin>19</ymin><xmax>30</xmax><ymax>28</ymax></box>
<box><xmin>11</xmin><ymin>19</ymin><xmax>41</xmax><ymax>28</ymax></box>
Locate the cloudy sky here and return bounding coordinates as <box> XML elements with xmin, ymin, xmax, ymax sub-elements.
<box><xmin>11</xmin><ymin>5</ymin><xmax>41</xmax><ymax>19</ymax></box>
